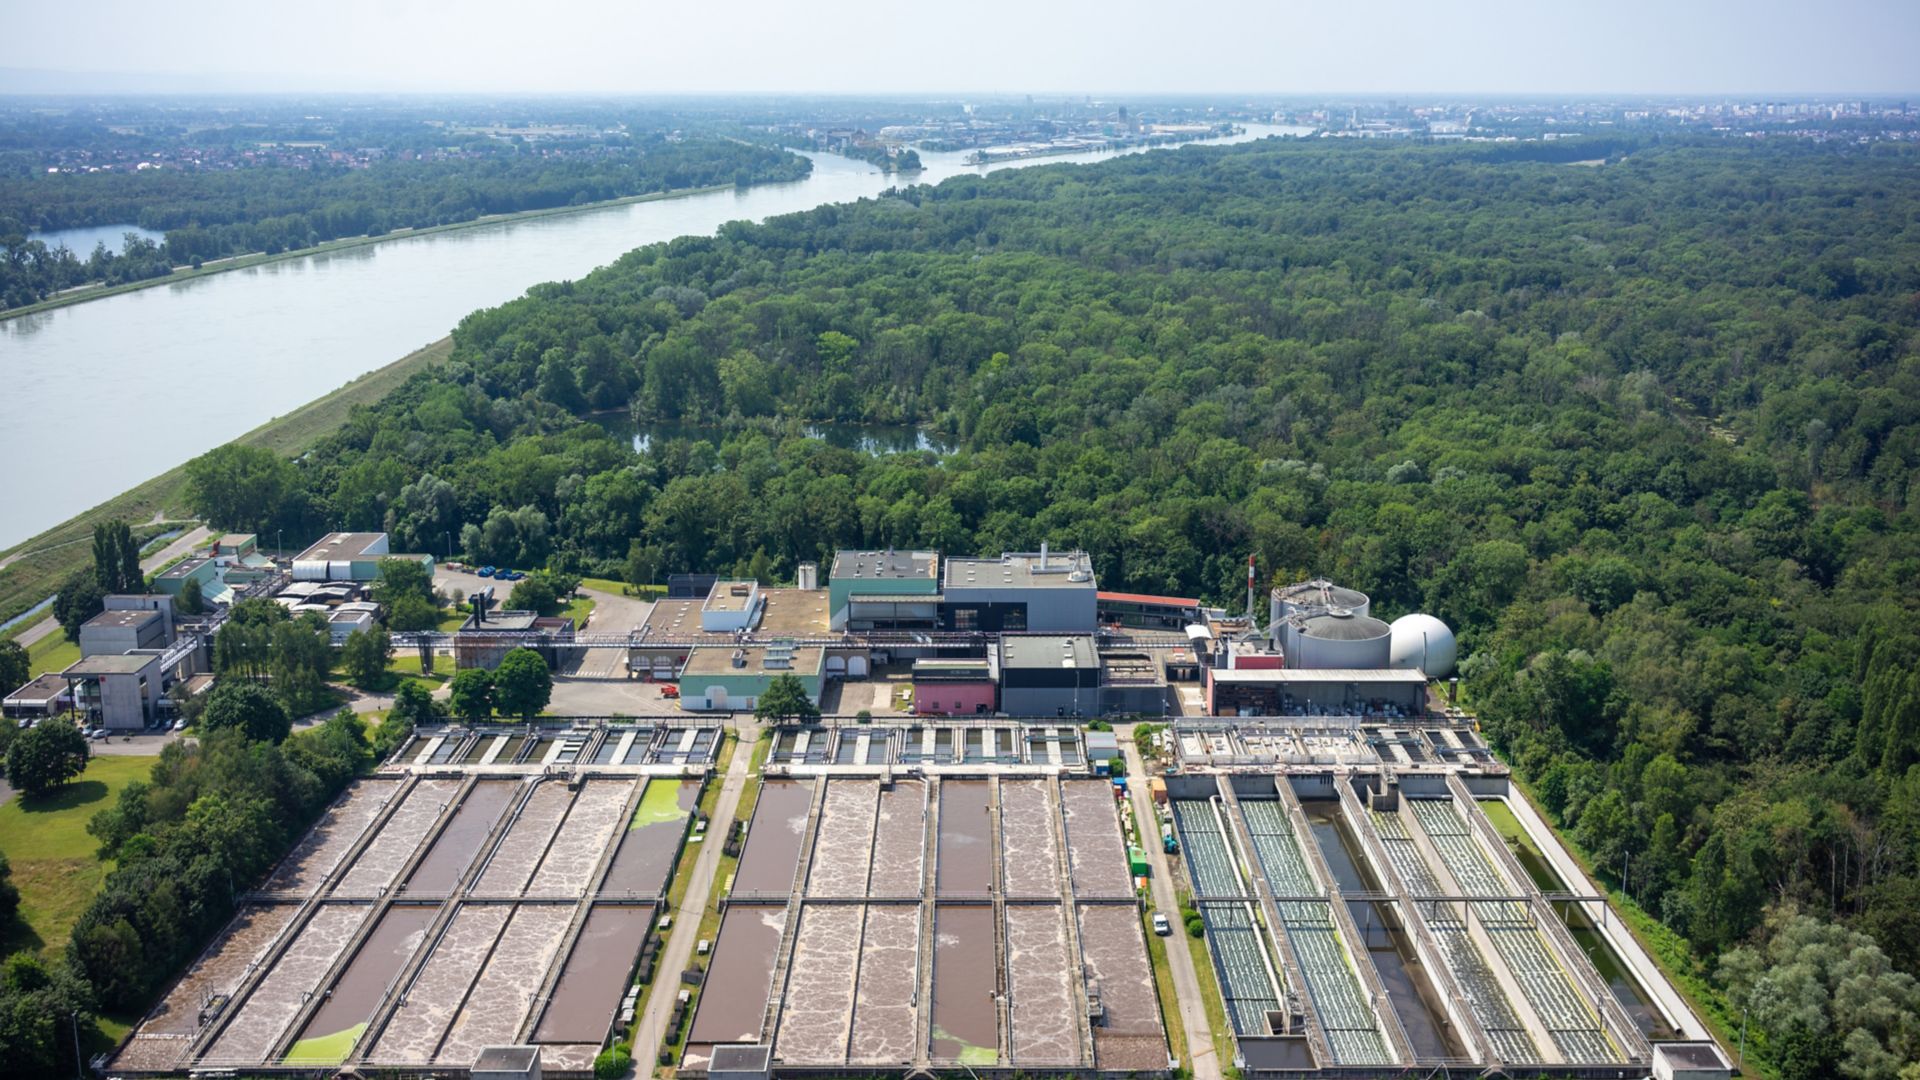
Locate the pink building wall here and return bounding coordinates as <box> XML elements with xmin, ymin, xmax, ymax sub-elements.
<box><xmin>913</xmin><ymin>680</ymin><xmax>997</xmax><ymax>716</ymax></box>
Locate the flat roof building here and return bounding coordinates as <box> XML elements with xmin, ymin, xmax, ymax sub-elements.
<box><xmin>629</xmin><ymin>588</ymin><xmax>830</xmax><ymax>679</ymax></box>
<box><xmin>454</xmin><ymin>610</ymin><xmax>575</xmax><ymax>670</ymax></box>
<box><xmin>912</xmin><ymin>657</ymin><xmax>998</xmax><ymax>716</ymax></box>
<box><xmin>677</xmin><ymin>643</ymin><xmax>825</xmax><ymax>711</ymax></box>
<box><xmin>943</xmin><ymin>547</ymin><xmax>1097</xmax><ymax>633</ymax></box>
<box><xmin>63</xmin><ymin>652</ymin><xmax>166</xmax><ymax>729</ymax></box>
<box><xmin>999</xmin><ymin>634</ymin><xmax>1100</xmax><ymax>717</ymax></box>
<box><xmin>829</xmin><ymin>549</ymin><xmax>939</xmax><ymax>630</ymax></box>
<box><xmin>292</xmin><ymin>531</ymin><xmax>434</xmax><ymax>582</ymax></box>
<box><xmin>78</xmin><ymin>607</ymin><xmax>169</xmax><ymax>658</ymax></box>
<box><xmin>3</xmin><ymin>673</ymin><xmax>72</xmax><ymax>719</ymax></box>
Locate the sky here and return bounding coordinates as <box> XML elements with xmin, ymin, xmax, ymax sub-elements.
<box><xmin>3</xmin><ymin>0</ymin><xmax>1917</xmax><ymax>96</ymax></box>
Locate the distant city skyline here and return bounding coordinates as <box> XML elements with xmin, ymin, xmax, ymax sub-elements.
<box><xmin>3</xmin><ymin>0</ymin><xmax>1917</xmax><ymax>97</ymax></box>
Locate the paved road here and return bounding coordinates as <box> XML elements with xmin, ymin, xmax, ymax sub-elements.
<box><xmin>10</xmin><ymin>524</ymin><xmax>213</xmax><ymax>651</ymax></box>
<box><xmin>631</xmin><ymin>718</ymin><xmax>754</xmax><ymax>1073</ymax></box>
<box><xmin>1120</xmin><ymin>727</ymin><xmax>1222</xmax><ymax>1080</ymax></box>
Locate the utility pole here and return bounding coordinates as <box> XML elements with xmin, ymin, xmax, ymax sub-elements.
<box><xmin>1738</xmin><ymin>1005</ymin><xmax>1748</xmax><ymax>1069</ymax></box>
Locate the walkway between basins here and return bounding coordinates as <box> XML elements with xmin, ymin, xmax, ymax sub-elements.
<box><xmin>632</xmin><ymin>719</ymin><xmax>754</xmax><ymax>1068</ymax></box>
<box><xmin>1121</xmin><ymin>727</ymin><xmax>1221</xmax><ymax>1080</ymax></box>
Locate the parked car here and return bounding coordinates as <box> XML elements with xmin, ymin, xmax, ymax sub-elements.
<box><xmin>659</xmin><ymin>685</ymin><xmax>680</xmax><ymax>699</ymax></box>
<box><xmin>500</xmin><ymin>569</ymin><xmax>525</xmax><ymax>581</ymax></box>
<box><xmin>172</xmin><ymin>719</ymin><xmax>187</xmax><ymax>732</ymax></box>
<box><xmin>477</xmin><ymin>566</ymin><xmax>496</xmax><ymax>577</ymax></box>
<box><xmin>1151</xmin><ymin>912</ymin><xmax>1172</xmax><ymax>936</ymax></box>
<box><xmin>90</xmin><ymin>729</ymin><xmax>110</xmax><ymax>741</ymax></box>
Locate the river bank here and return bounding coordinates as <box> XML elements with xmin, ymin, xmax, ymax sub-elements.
<box><xmin>0</xmin><ymin>336</ymin><xmax>452</xmax><ymax>634</ymax></box>
<box><xmin>0</xmin><ymin>183</ymin><xmax>743</xmax><ymax>323</ymax></box>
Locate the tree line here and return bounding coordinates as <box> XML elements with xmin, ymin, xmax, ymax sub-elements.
<box><xmin>0</xmin><ymin>137</ymin><xmax>810</xmax><ymax>308</ymax></box>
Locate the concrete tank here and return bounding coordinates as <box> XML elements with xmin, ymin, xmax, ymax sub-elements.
<box><xmin>1284</xmin><ymin>608</ymin><xmax>1392</xmax><ymax>669</ymax></box>
<box><xmin>1270</xmin><ymin>579</ymin><xmax>1372</xmax><ymax>623</ymax></box>
<box><xmin>1388</xmin><ymin>613</ymin><xmax>1457</xmax><ymax>677</ymax></box>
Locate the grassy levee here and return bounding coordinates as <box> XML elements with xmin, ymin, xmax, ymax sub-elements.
<box><xmin>0</xmin><ymin>183</ymin><xmax>739</xmax><ymax>324</ymax></box>
<box><xmin>0</xmin><ymin>336</ymin><xmax>453</xmax><ymax>634</ymax></box>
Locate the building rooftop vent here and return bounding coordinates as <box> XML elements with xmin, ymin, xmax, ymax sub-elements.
<box><xmin>730</xmin><ymin>649</ymin><xmax>746</xmax><ymax>669</ymax></box>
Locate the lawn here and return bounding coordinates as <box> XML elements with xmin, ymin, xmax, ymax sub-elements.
<box><xmin>0</xmin><ymin>755</ymin><xmax>157</xmax><ymax>957</ymax></box>
<box><xmin>26</xmin><ymin>628</ymin><xmax>79</xmax><ymax>676</ymax></box>
<box><xmin>559</xmin><ymin>594</ymin><xmax>596</xmax><ymax>628</ymax></box>
<box><xmin>1140</xmin><ymin>905</ymin><xmax>1190</xmax><ymax>1070</ymax></box>
<box><xmin>1175</xmin><ymin>885</ymin><xmax>1236</xmax><ymax>1069</ymax></box>
<box><xmin>580</xmin><ymin>577</ymin><xmax>666</xmax><ymax>601</ymax></box>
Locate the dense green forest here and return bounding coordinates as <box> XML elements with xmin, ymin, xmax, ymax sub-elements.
<box><xmin>181</xmin><ymin>135</ymin><xmax>1920</xmax><ymax>1076</ymax></box>
<box><xmin>0</xmin><ymin>138</ymin><xmax>809</xmax><ymax>308</ymax></box>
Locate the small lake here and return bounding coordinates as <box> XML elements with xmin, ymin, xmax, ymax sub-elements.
<box><xmin>29</xmin><ymin>223</ymin><xmax>166</xmax><ymax>254</ymax></box>
<box><xmin>588</xmin><ymin>414</ymin><xmax>955</xmax><ymax>456</ymax></box>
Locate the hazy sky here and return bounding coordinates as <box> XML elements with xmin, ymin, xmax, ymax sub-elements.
<box><xmin>3</xmin><ymin>0</ymin><xmax>1916</xmax><ymax>96</ymax></box>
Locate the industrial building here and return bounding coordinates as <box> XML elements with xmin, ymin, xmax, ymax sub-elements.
<box><xmin>77</xmin><ymin>606</ymin><xmax>170</xmax><ymax>657</ymax></box>
<box><xmin>454</xmin><ymin>608</ymin><xmax>576</xmax><ymax>670</ymax></box>
<box><xmin>291</xmin><ymin>531</ymin><xmax>435</xmax><ymax>582</ymax></box>
<box><xmin>631</xmin><ymin>585</ymin><xmax>836</xmax><ymax>682</ymax></box>
<box><xmin>152</xmin><ymin>556</ymin><xmax>223</xmax><ymax>603</ymax></box>
<box><xmin>110</xmin><ymin>720</ymin><xmax>721</xmax><ymax>1078</ymax></box>
<box><xmin>941</xmin><ymin>546</ymin><xmax>1098</xmax><ymax>632</ymax></box>
<box><xmin>998</xmin><ymin>634</ymin><xmax>1101</xmax><ymax>717</ymax></box>
<box><xmin>1163</xmin><ymin>719</ymin><xmax>1732</xmax><ymax>1079</ymax></box>
<box><xmin>677</xmin><ymin>643</ymin><xmax>825</xmax><ymax>711</ymax></box>
<box><xmin>827</xmin><ymin>548</ymin><xmax>939</xmax><ymax>630</ymax></box>
<box><xmin>63</xmin><ymin>651</ymin><xmax>169</xmax><ymax>729</ymax></box>
<box><xmin>2</xmin><ymin>672</ymin><xmax>72</xmax><ymax>719</ymax></box>
<box><xmin>1190</xmin><ymin>577</ymin><xmax>1459</xmax><ymax>718</ymax></box>
<box><xmin>909</xmin><ymin>657</ymin><xmax>998</xmax><ymax>715</ymax></box>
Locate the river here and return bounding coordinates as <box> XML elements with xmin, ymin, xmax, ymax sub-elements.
<box><xmin>0</xmin><ymin>125</ymin><xmax>1303</xmax><ymax>548</ymax></box>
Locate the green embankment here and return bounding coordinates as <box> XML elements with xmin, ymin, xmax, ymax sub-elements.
<box><xmin>26</xmin><ymin>628</ymin><xmax>79</xmax><ymax>676</ymax></box>
<box><xmin>0</xmin><ymin>336</ymin><xmax>453</xmax><ymax>635</ymax></box>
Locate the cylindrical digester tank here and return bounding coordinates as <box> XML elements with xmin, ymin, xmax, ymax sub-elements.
<box><xmin>1286</xmin><ymin>608</ymin><xmax>1392</xmax><ymax>669</ymax></box>
<box><xmin>1270</xmin><ymin>578</ymin><xmax>1371</xmax><ymax>623</ymax></box>
<box><xmin>1388</xmin><ymin>613</ymin><xmax>1457</xmax><ymax>677</ymax></box>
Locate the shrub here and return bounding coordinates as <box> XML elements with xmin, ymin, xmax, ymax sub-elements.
<box><xmin>594</xmin><ymin>1045</ymin><xmax>632</xmax><ymax>1079</ymax></box>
